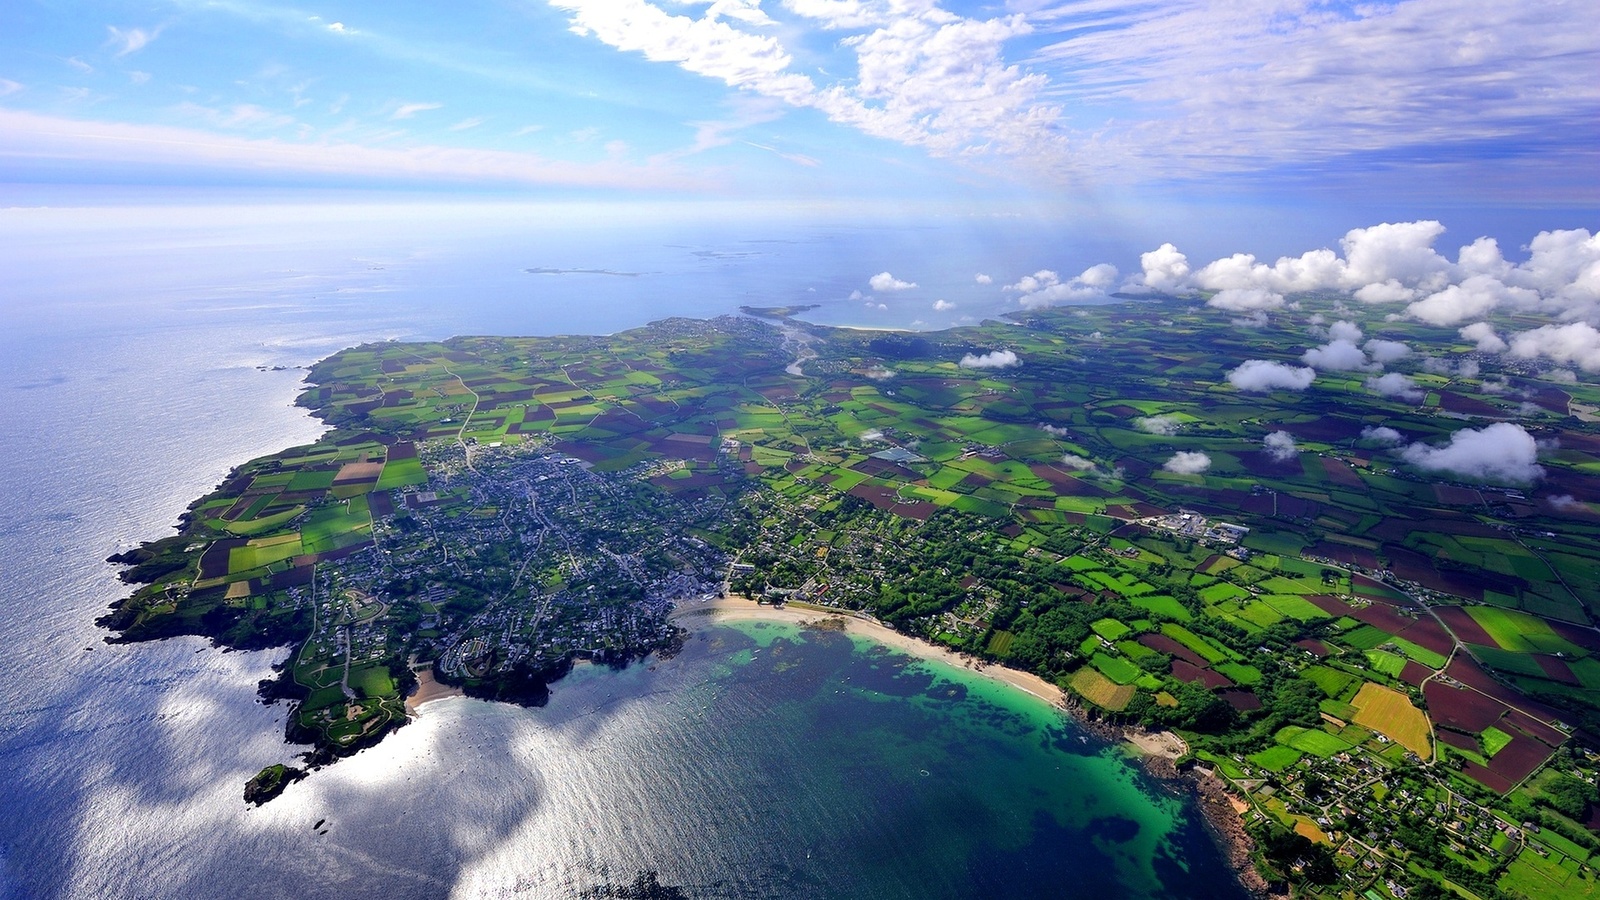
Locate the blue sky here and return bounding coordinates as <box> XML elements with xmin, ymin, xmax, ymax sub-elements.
<box><xmin>3</xmin><ymin>0</ymin><xmax>1597</xmax><ymax>222</ymax></box>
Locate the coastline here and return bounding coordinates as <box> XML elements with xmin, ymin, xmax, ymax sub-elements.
<box><xmin>671</xmin><ymin>596</ymin><xmax>1065</xmax><ymax>706</ymax></box>
<box><xmin>674</xmin><ymin>596</ymin><xmax>1267</xmax><ymax>898</ymax></box>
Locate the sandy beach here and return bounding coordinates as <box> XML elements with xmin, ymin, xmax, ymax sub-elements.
<box><xmin>404</xmin><ymin>665</ymin><xmax>464</xmax><ymax>713</ymax></box>
<box><xmin>672</xmin><ymin>596</ymin><xmax>1066</xmax><ymax>707</ymax></box>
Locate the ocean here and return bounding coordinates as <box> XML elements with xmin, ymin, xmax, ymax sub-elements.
<box><xmin>0</xmin><ymin>202</ymin><xmax>1244</xmax><ymax>899</ymax></box>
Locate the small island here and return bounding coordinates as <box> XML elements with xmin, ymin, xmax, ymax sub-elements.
<box><xmin>104</xmin><ymin>302</ymin><xmax>1600</xmax><ymax>899</ymax></box>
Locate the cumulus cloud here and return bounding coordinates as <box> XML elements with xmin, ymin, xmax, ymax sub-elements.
<box><xmin>858</xmin><ymin>428</ymin><xmax>885</xmax><ymax>442</ymax></box>
<box><xmin>869</xmin><ymin>271</ymin><xmax>916</xmax><ymax>292</ymax></box>
<box><xmin>1328</xmin><ymin>320</ymin><xmax>1363</xmax><ymax>342</ymax></box>
<box><xmin>975</xmin><ymin>273</ymin><xmax>992</xmax><ymax>285</ymax></box>
<box><xmin>1136</xmin><ymin>243</ymin><xmax>1191</xmax><ymax>293</ymax></box>
<box><xmin>1366</xmin><ymin>372</ymin><xmax>1423</xmax><ymax>401</ymax></box>
<box><xmin>1459</xmin><ymin>322</ymin><xmax>1507</xmax><ymax>353</ymax></box>
<box><xmin>1547</xmin><ymin>369</ymin><xmax>1578</xmax><ymax>384</ymax></box>
<box><xmin>1227</xmin><ymin>360</ymin><xmax>1316</xmax><ymax>392</ymax></box>
<box><xmin>1506</xmin><ymin>322</ymin><xmax>1600</xmax><ymax>372</ymax></box>
<box><xmin>1163</xmin><ymin>451</ymin><xmax>1212</xmax><ymax>474</ymax></box>
<box><xmin>863</xmin><ymin>366</ymin><xmax>894</xmax><ymax>380</ymax></box>
<box><xmin>959</xmin><ymin>349</ymin><xmax>1019</xmax><ymax>369</ymax></box>
<box><xmin>1302</xmin><ymin>339</ymin><xmax>1371</xmax><ymax>371</ymax></box>
<box><xmin>1059</xmin><ymin>453</ymin><xmax>1097</xmax><ymax>471</ymax></box>
<box><xmin>1399</xmin><ymin>422</ymin><xmax>1544</xmax><ymax>483</ymax></box>
<box><xmin>1406</xmin><ymin>274</ymin><xmax>1539</xmax><ymax>326</ymax></box>
<box><xmin>1263</xmin><ymin>431</ymin><xmax>1298</xmax><ymax>462</ymax></box>
<box><xmin>932</xmin><ymin>299</ymin><xmax>956</xmax><ymax>311</ymax></box>
<box><xmin>1008</xmin><ymin>265</ymin><xmax>1118</xmax><ymax>309</ymax></box>
<box><xmin>1549</xmin><ymin>494</ymin><xmax>1584</xmax><ymax>512</ymax></box>
<box><xmin>1360</xmin><ymin>425</ymin><xmax>1404</xmax><ymax>445</ymax></box>
<box><xmin>1120</xmin><ymin>224</ymin><xmax>1599</xmax><ymax>328</ymax></box>
<box><xmin>1134</xmin><ymin>414</ymin><xmax>1182</xmax><ymax>435</ymax></box>
<box><xmin>1354</xmin><ymin>280</ymin><xmax>1416</xmax><ymax>303</ymax></box>
<box><xmin>1208</xmin><ymin>288</ymin><xmax>1284</xmax><ymax>312</ymax></box>
<box><xmin>1039</xmin><ymin>424</ymin><xmax>1071</xmax><ymax>437</ymax></box>
<box><xmin>1363</xmin><ymin>339</ymin><xmax>1411</xmax><ymax>365</ymax></box>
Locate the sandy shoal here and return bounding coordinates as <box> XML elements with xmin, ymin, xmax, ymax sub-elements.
<box><xmin>671</xmin><ymin>597</ymin><xmax>1065</xmax><ymax>708</ymax></box>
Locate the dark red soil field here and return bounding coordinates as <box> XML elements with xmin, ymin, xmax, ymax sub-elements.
<box><xmin>1436</xmin><ymin>606</ymin><xmax>1497</xmax><ymax>646</ymax></box>
<box><xmin>1424</xmin><ymin>680</ymin><xmax>1507</xmax><ymax>732</ymax></box>
<box><xmin>1139</xmin><ymin>634</ymin><xmax>1207</xmax><ymax>667</ymax></box>
<box><xmin>1533</xmin><ymin>654</ymin><xmax>1579</xmax><ymax>684</ymax></box>
<box><xmin>1485</xmin><ymin>731</ymin><xmax>1555</xmax><ymax>787</ymax></box>
<box><xmin>1294</xmin><ymin>639</ymin><xmax>1331</xmax><ymax>658</ymax></box>
<box><xmin>1400</xmin><ymin>661</ymin><xmax>1433</xmax><ymax>686</ymax></box>
<box><xmin>199</xmin><ymin>539</ymin><xmax>247</xmax><ymax>580</ymax></box>
<box><xmin>1171</xmin><ymin>659</ymin><xmax>1233</xmax><ymax>689</ymax></box>
<box><xmin>1321</xmin><ymin>457</ymin><xmax>1365</xmax><ymax>487</ymax></box>
<box><xmin>1220</xmin><ymin>690</ymin><xmax>1261</xmax><ymax>711</ymax></box>
<box><xmin>1397</xmin><ymin>617</ymin><xmax>1454</xmax><ymax>656</ymax></box>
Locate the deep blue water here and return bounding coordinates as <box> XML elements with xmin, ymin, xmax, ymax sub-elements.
<box><xmin>0</xmin><ymin>203</ymin><xmax>1244</xmax><ymax>899</ymax></box>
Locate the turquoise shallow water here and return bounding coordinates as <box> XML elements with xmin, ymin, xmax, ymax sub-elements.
<box><xmin>432</xmin><ymin>618</ymin><xmax>1248</xmax><ymax>899</ymax></box>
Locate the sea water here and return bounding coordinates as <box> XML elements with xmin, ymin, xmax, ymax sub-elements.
<box><xmin>0</xmin><ymin>202</ymin><xmax>1241</xmax><ymax>899</ymax></box>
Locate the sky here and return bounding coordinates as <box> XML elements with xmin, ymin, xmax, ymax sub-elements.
<box><xmin>2</xmin><ymin>0</ymin><xmax>1598</xmax><ymax>226</ymax></box>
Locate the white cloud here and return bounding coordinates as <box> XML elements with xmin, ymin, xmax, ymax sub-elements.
<box><xmin>1263</xmin><ymin>431</ymin><xmax>1297</xmax><ymax>462</ymax></box>
<box><xmin>1302</xmin><ymin>339</ymin><xmax>1371</xmax><ymax>371</ymax></box>
<box><xmin>1360</xmin><ymin>425</ymin><xmax>1404</xmax><ymax>445</ymax></box>
<box><xmin>975</xmin><ymin>273</ymin><xmax>992</xmax><ymax>285</ymax></box>
<box><xmin>1137</xmin><ymin>243</ymin><xmax>1190</xmax><ymax>292</ymax></box>
<box><xmin>859</xmin><ymin>428</ymin><xmax>885</xmax><ymax>442</ymax></box>
<box><xmin>869</xmin><ymin>271</ymin><xmax>916</xmax><ymax>292</ymax></box>
<box><xmin>863</xmin><ymin>366</ymin><xmax>895</xmax><ymax>381</ymax></box>
<box><xmin>1506</xmin><ymin>322</ymin><xmax>1600</xmax><ymax>372</ymax></box>
<box><xmin>448</xmin><ymin>117</ymin><xmax>486</xmax><ymax>131</ymax></box>
<box><xmin>1364</xmin><ymin>339</ymin><xmax>1411</xmax><ymax>365</ymax></box>
<box><xmin>1458</xmin><ymin>322</ymin><xmax>1507</xmax><ymax>353</ymax></box>
<box><xmin>1059</xmin><ymin>453</ymin><xmax>1097</xmax><ymax>471</ymax></box>
<box><xmin>1227</xmin><ymin>359</ymin><xmax>1316</xmax><ymax>392</ymax></box>
<box><xmin>1547</xmin><ymin>369</ymin><xmax>1578</xmax><ymax>384</ymax></box>
<box><xmin>1163</xmin><ymin>451</ymin><xmax>1212</xmax><ymax>475</ymax></box>
<box><xmin>1208</xmin><ymin>288</ymin><xmax>1283</xmax><ymax>312</ymax></box>
<box><xmin>932</xmin><ymin>299</ymin><xmax>956</xmax><ymax>311</ymax></box>
<box><xmin>1549</xmin><ymin>494</ymin><xmax>1584</xmax><ymax>512</ymax></box>
<box><xmin>1405</xmin><ymin>274</ymin><xmax>1539</xmax><ymax>326</ymax></box>
<box><xmin>1366</xmin><ymin>372</ymin><xmax>1423</xmax><ymax>401</ymax></box>
<box><xmin>1009</xmin><ymin>264</ymin><xmax>1118</xmax><ymax>309</ymax></box>
<box><xmin>1328</xmin><ymin>320</ymin><xmax>1364</xmax><ymax>342</ymax></box>
<box><xmin>392</xmin><ymin>102</ymin><xmax>443</xmax><ymax>120</ymax></box>
<box><xmin>552</xmin><ymin>0</ymin><xmax>1065</xmax><ymax>169</ymax></box>
<box><xmin>1400</xmin><ymin>423</ymin><xmax>1544</xmax><ymax>484</ymax></box>
<box><xmin>0</xmin><ymin>109</ymin><xmax>704</xmax><ymax>192</ymax></box>
<box><xmin>1354</xmin><ymin>280</ymin><xmax>1417</xmax><ymax>303</ymax></box>
<box><xmin>1134</xmin><ymin>414</ymin><xmax>1181</xmax><ymax>435</ymax></box>
<box><xmin>0</xmin><ymin>79</ymin><xmax>21</xmax><ymax>96</ymax></box>
<box><xmin>106</xmin><ymin>25</ymin><xmax>160</xmax><ymax>57</ymax></box>
<box><xmin>959</xmin><ymin>349</ymin><xmax>1019</xmax><ymax>369</ymax></box>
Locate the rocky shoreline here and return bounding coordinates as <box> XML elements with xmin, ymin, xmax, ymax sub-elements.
<box><xmin>1065</xmin><ymin>697</ymin><xmax>1275</xmax><ymax>898</ymax></box>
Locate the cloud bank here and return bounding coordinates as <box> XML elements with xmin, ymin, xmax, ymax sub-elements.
<box><xmin>1399</xmin><ymin>423</ymin><xmax>1543</xmax><ymax>483</ymax></box>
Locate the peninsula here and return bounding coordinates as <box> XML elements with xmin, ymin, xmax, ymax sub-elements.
<box><xmin>104</xmin><ymin>300</ymin><xmax>1600</xmax><ymax>899</ymax></box>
